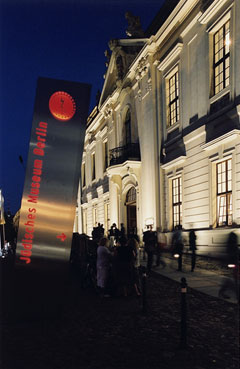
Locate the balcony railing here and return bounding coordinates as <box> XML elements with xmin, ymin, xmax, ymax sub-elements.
<box><xmin>109</xmin><ymin>143</ymin><xmax>141</xmax><ymax>166</ymax></box>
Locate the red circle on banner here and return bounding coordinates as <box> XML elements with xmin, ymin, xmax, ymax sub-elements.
<box><xmin>49</xmin><ymin>91</ymin><xmax>76</xmax><ymax>121</ymax></box>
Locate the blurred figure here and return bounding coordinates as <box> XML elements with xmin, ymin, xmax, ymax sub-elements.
<box><xmin>115</xmin><ymin>236</ymin><xmax>136</xmax><ymax>297</ymax></box>
<box><xmin>218</xmin><ymin>231</ymin><xmax>239</xmax><ymax>301</ymax></box>
<box><xmin>156</xmin><ymin>229</ymin><xmax>166</xmax><ymax>269</ymax></box>
<box><xmin>172</xmin><ymin>225</ymin><xmax>184</xmax><ymax>271</ymax></box>
<box><xmin>120</xmin><ymin>223</ymin><xmax>126</xmax><ymax>238</ymax></box>
<box><xmin>109</xmin><ymin>223</ymin><xmax>120</xmax><ymax>248</ymax></box>
<box><xmin>189</xmin><ymin>229</ymin><xmax>197</xmax><ymax>272</ymax></box>
<box><xmin>127</xmin><ymin>237</ymin><xmax>141</xmax><ymax>296</ymax></box>
<box><xmin>143</xmin><ymin>224</ymin><xmax>157</xmax><ymax>274</ymax></box>
<box><xmin>97</xmin><ymin>237</ymin><xmax>112</xmax><ymax>297</ymax></box>
<box><xmin>92</xmin><ymin>223</ymin><xmax>104</xmax><ymax>243</ymax></box>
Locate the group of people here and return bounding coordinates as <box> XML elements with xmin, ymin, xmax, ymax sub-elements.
<box><xmin>88</xmin><ymin>222</ymin><xmax>239</xmax><ymax>301</ymax></box>
<box><xmin>96</xmin><ymin>235</ymin><xmax>141</xmax><ymax>298</ymax></box>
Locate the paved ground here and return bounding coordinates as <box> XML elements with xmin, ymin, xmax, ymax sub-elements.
<box><xmin>142</xmin><ymin>252</ymin><xmax>239</xmax><ymax>303</ymax></box>
<box><xmin>0</xmin><ymin>253</ymin><xmax>239</xmax><ymax>369</ymax></box>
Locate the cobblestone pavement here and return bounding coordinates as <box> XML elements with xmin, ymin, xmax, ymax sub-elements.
<box><xmin>1</xmin><ymin>267</ymin><xmax>239</xmax><ymax>369</ymax></box>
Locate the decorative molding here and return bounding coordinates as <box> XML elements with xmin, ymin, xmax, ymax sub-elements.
<box><xmin>97</xmin><ymin>186</ymin><xmax>104</xmax><ymax>196</ymax></box>
<box><xmin>183</xmin><ymin>127</ymin><xmax>206</xmax><ymax>145</ymax></box>
<box><xmin>98</xmin><ymin>125</ymin><xmax>108</xmax><ymax>139</ymax></box>
<box><xmin>223</xmin><ymin>146</ymin><xmax>235</xmax><ymax>157</ymax></box>
<box><xmin>166</xmin><ymin>122</ymin><xmax>180</xmax><ymax>135</ymax></box>
<box><xmin>208</xmin><ymin>153</ymin><xmax>219</xmax><ymax>162</ymax></box>
<box><xmin>199</xmin><ymin>0</ymin><xmax>232</xmax><ymax>24</ymax></box>
<box><xmin>161</xmin><ymin>155</ymin><xmax>187</xmax><ymax>170</ymax></box>
<box><xmin>107</xmin><ymin>160</ymin><xmax>141</xmax><ymax>178</ymax></box>
<box><xmin>207</xmin><ymin>8</ymin><xmax>231</xmax><ymax>33</ymax></box>
<box><xmin>157</xmin><ymin>43</ymin><xmax>183</xmax><ymax>72</ymax></box>
<box><xmin>87</xmin><ymin>193</ymin><xmax>92</xmax><ymax>202</ymax></box>
<box><xmin>201</xmin><ymin>129</ymin><xmax>240</xmax><ymax>151</ymax></box>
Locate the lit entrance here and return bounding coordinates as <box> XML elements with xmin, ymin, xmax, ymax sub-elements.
<box><xmin>126</xmin><ymin>187</ymin><xmax>137</xmax><ymax>236</ymax></box>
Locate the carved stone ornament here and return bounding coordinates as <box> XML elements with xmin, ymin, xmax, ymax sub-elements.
<box><xmin>103</xmin><ymin>104</ymin><xmax>113</xmax><ymax>118</ymax></box>
<box><xmin>146</xmin><ymin>81</ymin><xmax>152</xmax><ymax>92</ymax></box>
<box><xmin>135</xmin><ymin>56</ymin><xmax>148</xmax><ymax>80</ymax></box>
<box><xmin>137</xmin><ymin>90</ymin><xmax>142</xmax><ymax>102</ymax></box>
<box><xmin>108</xmin><ymin>39</ymin><xmax>118</xmax><ymax>51</ymax></box>
<box><xmin>104</xmin><ymin>49</ymin><xmax>111</xmax><ymax>67</ymax></box>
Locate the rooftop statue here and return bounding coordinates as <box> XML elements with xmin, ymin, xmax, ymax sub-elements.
<box><xmin>125</xmin><ymin>11</ymin><xmax>145</xmax><ymax>38</ymax></box>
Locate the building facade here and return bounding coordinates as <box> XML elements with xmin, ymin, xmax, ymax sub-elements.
<box><xmin>77</xmin><ymin>0</ymin><xmax>240</xmax><ymax>256</ymax></box>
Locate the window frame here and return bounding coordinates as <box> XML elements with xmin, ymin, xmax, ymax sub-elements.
<box><xmin>216</xmin><ymin>158</ymin><xmax>232</xmax><ymax>227</ymax></box>
<box><xmin>103</xmin><ymin>141</ymin><xmax>108</xmax><ymax>173</ymax></box>
<box><xmin>81</xmin><ymin>162</ymin><xmax>86</xmax><ymax>188</ymax></box>
<box><xmin>213</xmin><ymin>20</ymin><xmax>230</xmax><ymax>96</ymax></box>
<box><xmin>125</xmin><ymin>109</ymin><xmax>131</xmax><ymax>146</ymax></box>
<box><xmin>91</xmin><ymin>152</ymin><xmax>96</xmax><ymax>181</ymax></box>
<box><xmin>172</xmin><ymin>176</ymin><xmax>182</xmax><ymax>228</ymax></box>
<box><xmin>166</xmin><ymin>65</ymin><xmax>180</xmax><ymax>128</ymax></box>
<box><xmin>208</xmin><ymin>10</ymin><xmax>232</xmax><ymax>100</ymax></box>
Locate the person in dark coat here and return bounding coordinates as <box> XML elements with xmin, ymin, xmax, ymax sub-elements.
<box><xmin>115</xmin><ymin>236</ymin><xmax>135</xmax><ymax>297</ymax></box>
<box><xmin>120</xmin><ymin>223</ymin><xmax>126</xmax><ymax>238</ymax></box>
<box><xmin>143</xmin><ymin>225</ymin><xmax>157</xmax><ymax>274</ymax></box>
<box><xmin>218</xmin><ymin>231</ymin><xmax>239</xmax><ymax>301</ymax></box>
<box><xmin>189</xmin><ymin>229</ymin><xmax>197</xmax><ymax>272</ymax></box>
<box><xmin>172</xmin><ymin>225</ymin><xmax>184</xmax><ymax>271</ymax></box>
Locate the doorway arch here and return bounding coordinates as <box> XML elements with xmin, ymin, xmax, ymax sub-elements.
<box><xmin>125</xmin><ymin>187</ymin><xmax>137</xmax><ymax>236</ymax></box>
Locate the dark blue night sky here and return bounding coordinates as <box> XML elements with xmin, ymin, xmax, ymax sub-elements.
<box><xmin>0</xmin><ymin>0</ymin><xmax>164</xmax><ymax>214</ymax></box>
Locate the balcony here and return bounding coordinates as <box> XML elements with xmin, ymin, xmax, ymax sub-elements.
<box><xmin>109</xmin><ymin>143</ymin><xmax>141</xmax><ymax>166</ymax></box>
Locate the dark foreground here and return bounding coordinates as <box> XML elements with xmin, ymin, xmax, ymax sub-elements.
<box><xmin>1</xmin><ymin>269</ymin><xmax>239</xmax><ymax>369</ymax></box>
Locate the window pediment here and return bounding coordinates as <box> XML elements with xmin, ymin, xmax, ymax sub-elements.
<box><xmin>157</xmin><ymin>43</ymin><xmax>183</xmax><ymax>72</ymax></box>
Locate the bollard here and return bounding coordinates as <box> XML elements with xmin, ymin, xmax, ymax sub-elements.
<box><xmin>141</xmin><ymin>266</ymin><xmax>147</xmax><ymax>314</ymax></box>
<box><xmin>180</xmin><ymin>277</ymin><xmax>188</xmax><ymax>348</ymax></box>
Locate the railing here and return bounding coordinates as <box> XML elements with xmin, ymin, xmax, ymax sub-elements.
<box><xmin>109</xmin><ymin>143</ymin><xmax>141</xmax><ymax>166</ymax></box>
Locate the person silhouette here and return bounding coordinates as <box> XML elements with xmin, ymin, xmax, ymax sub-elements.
<box><xmin>189</xmin><ymin>229</ymin><xmax>197</xmax><ymax>272</ymax></box>
<box><xmin>218</xmin><ymin>231</ymin><xmax>239</xmax><ymax>301</ymax></box>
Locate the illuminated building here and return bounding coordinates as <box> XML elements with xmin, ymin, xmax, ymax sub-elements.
<box><xmin>76</xmin><ymin>0</ymin><xmax>240</xmax><ymax>256</ymax></box>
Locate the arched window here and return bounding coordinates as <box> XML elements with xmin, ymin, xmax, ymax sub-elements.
<box><xmin>125</xmin><ymin>109</ymin><xmax>131</xmax><ymax>145</ymax></box>
<box><xmin>126</xmin><ymin>187</ymin><xmax>136</xmax><ymax>204</ymax></box>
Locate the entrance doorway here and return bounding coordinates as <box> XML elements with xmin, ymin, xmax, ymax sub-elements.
<box><xmin>126</xmin><ymin>187</ymin><xmax>137</xmax><ymax>236</ymax></box>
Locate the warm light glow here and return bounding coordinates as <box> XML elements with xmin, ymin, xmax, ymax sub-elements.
<box><xmin>225</xmin><ymin>34</ymin><xmax>231</xmax><ymax>46</ymax></box>
<box><xmin>174</xmin><ymin>253</ymin><xmax>180</xmax><ymax>258</ymax></box>
<box><xmin>228</xmin><ymin>264</ymin><xmax>235</xmax><ymax>268</ymax></box>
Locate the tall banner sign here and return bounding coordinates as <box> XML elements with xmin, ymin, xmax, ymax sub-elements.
<box><xmin>16</xmin><ymin>77</ymin><xmax>90</xmax><ymax>267</ymax></box>
<box><xmin>14</xmin><ymin>77</ymin><xmax>91</xmax><ymax>318</ymax></box>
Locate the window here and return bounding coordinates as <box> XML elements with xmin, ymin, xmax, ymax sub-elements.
<box><xmin>91</xmin><ymin>153</ymin><xmax>96</xmax><ymax>181</ymax></box>
<box><xmin>81</xmin><ymin>162</ymin><xmax>86</xmax><ymax>187</ymax></box>
<box><xmin>82</xmin><ymin>208</ymin><xmax>87</xmax><ymax>234</ymax></box>
<box><xmin>217</xmin><ymin>159</ymin><xmax>232</xmax><ymax>226</ymax></box>
<box><xmin>103</xmin><ymin>141</ymin><xmax>108</xmax><ymax>172</ymax></box>
<box><xmin>172</xmin><ymin>177</ymin><xmax>182</xmax><ymax>227</ymax></box>
<box><xmin>213</xmin><ymin>20</ymin><xmax>230</xmax><ymax>95</ymax></box>
<box><xmin>166</xmin><ymin>66</ymin><xmax>179</xmax><ymax>127</ymax></box>
<box><xmin>93</xmin><ymin>205</ymin><xmax>97</xmax><ymax>227</ymax></box>
<box><xmin>104</xmin><ymin>202</ymin><xmax>110</xmax><ymax>232</ymax></box>
<box><xmin>125</xmin><ymin>110</ymin><xmax>131</xmax><ymax>145</ymax></box>
<box><xmin>126</xmin><ymin>187</ymin><xmax>136</xmax><ymax>204</ymax></box>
